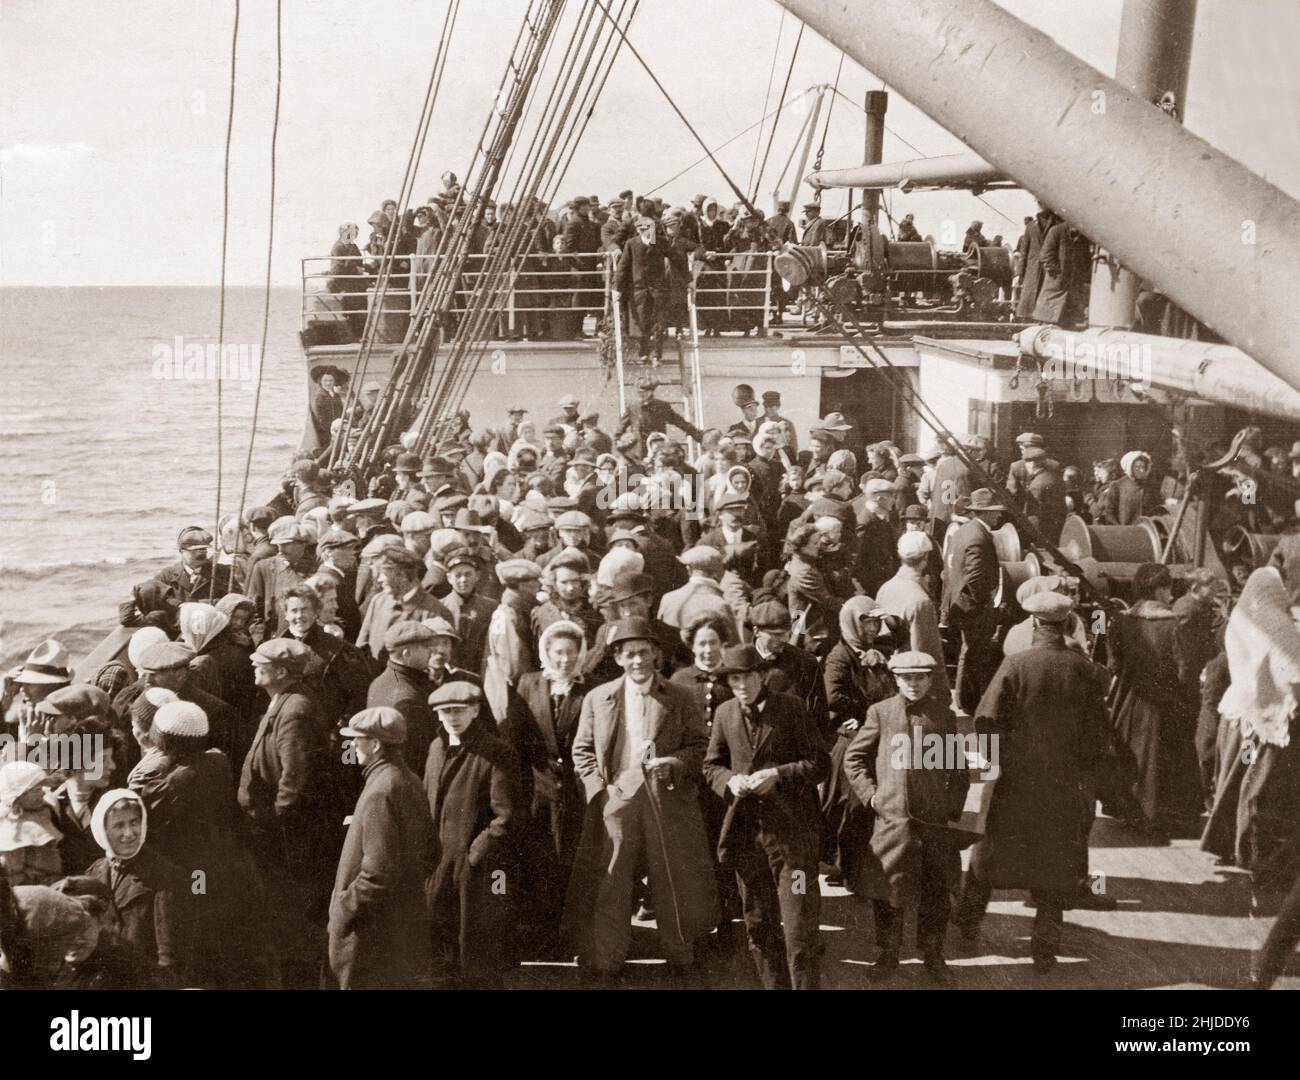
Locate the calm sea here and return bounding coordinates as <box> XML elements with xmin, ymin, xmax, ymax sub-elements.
<box><xmin>0</xmin><ymin>287</ymin><xmax>306</xmax><ymax>672</ymax></box>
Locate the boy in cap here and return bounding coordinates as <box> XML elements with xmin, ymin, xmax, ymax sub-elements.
<box><xmin>956</xmin><ymin>591</ymin><xmax>1113</xmax><ymax>972</ymax></box>
<box><xmin>747</xmin><ymin>601</ymin><xmax>829</xmax><ymax>736</ymax></box>
<box><xmin>703</xmin><ymin>644</ymin><xmax>830</xmax><ymax>989</ymax></box>
<box><xmin>239</xmin><ymin>636</ymin><xmax>331</xmax><ymax>988</ymax></box>
<box><xmin>425</xmin><ymin>681</ymin><xmax>521</xmax><ymax>986</ymax></box>
<box><xmin>844</xmin><ymin>651</ymin><xmax>969</xmax><ymax>984</ymax></box>
<box><xmin>439</xmin><ymin>549</ymin><xmax>496</xmax><ymax>675</ymax></box>
<box><xmin>562</xmin><ymin>618</ymin><xmax>719</xmax><ymax>978</ymax></box>
<box><xmin>329</xmin><ymin>706</ymin><xmax>435</xmax><ymax>989</ymax></box>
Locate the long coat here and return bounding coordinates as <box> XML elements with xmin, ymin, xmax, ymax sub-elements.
<box><xmin>562</xmin><ymin>675</ymin><xmax>719</xmax><ymax>958</ymax></box>
<box><xmin>1031</xmin><ymin>223</ymin><xmax>1092</xmax><ymax>326</ymax></box>
<box><xmin>970</xmin><ymin>634</ymin><xmax>1111</xmax><ymax>891</ymax></box>
<box><xmin>821</xmin><ymin>643</ymin><xmax>896</xmax><ymax>872</ymax></box>
<box><xmin>511</xmin><ymin>671</ymin><xmax>589</xmax><ymax>945</ymax></box>
<box><xmin>442</xmin><ymin>589</ymin><xmax>497</xmax><ymax>675</ymax></box>
<box><xmin>843</xmin><ymin>694</ymin><xmax>969</xmax><ymax>905</ymax></box>
<box><xmin>367</xmin><ymin>661</ymin><xmax>436</xmax><ymax>776</ymax></box>
<box><xmin>328</xmin><ymin>756</ymin><xmax>435</xmax><ymax>989</ymax></box>
<box><xmin>876</xmin><ymin>567</ymin><xmax>951</xmax><ymax>701</ymax></box>
<box><xmin>940</xmin><ymin>518</ymin><xmax>999</xmax><ymax>626</ymax></box>
<box><xmin>1107</xmin><ymin>601</ymin><xmax>1202</xmax><ymax>825</ymax></box>
<box><xmin>703</xmin><ymin>690</ymin><xmax>829</xmax><ymax>868</ymax></box>
<box><xmin>424</xmin><ymin>720</ymin><xmax>521</xmax><ymax>980</ymax></box>
<box><xmin>1014</xmin><ymin>211</ymin><xmax>1056</xmax><ymax>320</ymax></box>
<box><xmin>85</xmin><ymin>847</ymin><xmax>189</xmax><ymax>986</ymax></box>
<box><xmin>483</xmin><ymin>592</ymin><xmax>539</xmax><ymax>722</ymax></box>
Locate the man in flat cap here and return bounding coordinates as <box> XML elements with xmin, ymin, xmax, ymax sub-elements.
<box><xmin>657</xmin><ymin>546</ymin><xmax>734</xmax><ymax>634</ymax></box>
<box><xmin>482</xmin><ymin>559</ymin><xmax>544</xmax><ymax>722</ymax></box>
<box><xmin>616</xmin><ymin>376</ymin><xmax>702</xmax><ymax>450</ymax></box>
<box><xmin>844</xmin><ymin>651</ymin><xmax>969</xmax><ymax>984</ymax></box>
<box><xmin>551</xmin><ymin>393</ymin><xmax>582</xmax><ymax>429</ymax></box>
<box><xmin>956</xmin><ymin>591</ymin><xmax>1113</xmax><ymax>972</ymax></box>
<box><xmin>149</xmin><ymin>525</ymin><xmax>239</xmax><ymax>606</ymax></box>
<box><xmin>1005</xmin><ymin>431</ymin><xmax>1046</xmax><ymax>513</ymax></box>
<box><xmin>562</xmin><ymin>617</ymin><xmax>719</xmax><ymax>979</ymax></box>
<box><xmin>877</xmin><ymin>532</ymin><xmax>950</xmax><ymax>704</ymax></box>
<box><xmin>367</xmin><ymin>621</ymin><xmax>438</xmax><ymax>774</ymax></box>
<box><xmin>703</xmin><ymin>643</ymin><xmax>829</xmax><ymax>989</ymax></box>
<box><xmin>800</xmin><ymin>201</ymin><xmax>829</xmax><ymax>247</ymax></box>
<box><xmin>854</xmin><ymin>476</ymin><xmax>900</xmax><ymax>597</ymax></box>
<box><xmin>941</xmin><ymin>489</ymin><xmax>1008</xmax><ymax>714</ymax></box>
<box><xmin>492</xmin><ymin>405</ymin><xmax>529</xmax><ymax>456</ymax></box>
<box><xmin>246</xmin><ymin>519</ymin><xmax>318</xmax><ymax>644</ymax></box>
<box><xmin>329</xmin><ymin>706</ymin><xmax>435</xmax><ymax>989</ymax></box>
<box><xmin>927</xmin><ymin>437</ymin><xmax>974</xmax><ymax>541</ymax></box>
<box><xmin>425</xmin><ymin>680</ymin><xmax>521</xmax><ymax>986</ymax></box>
<box><xmin>357</xmin><ymin>546</ymin><xmax>451</xmax><ymax>667</ymax></box>
<box><xmin>1020</xmin><ymin>445</ymin><xmax>1068</xmax><ymax>544</ymax></box>
<box><xmin>239</xmin><ymin>636</ymin><xmax>331</xmax><ymax>987</ymax></box>
<box><xmin>748</xmin><ymin>601</ymin><xmax>830</xmax><ymax>738</ymax></box>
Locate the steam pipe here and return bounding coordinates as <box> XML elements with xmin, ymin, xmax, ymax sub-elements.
<box><xmin>809</xmin><ymin>151</ymin><xmax>1006</xmax><ymax>191</ymax></box>
<box><xmin>776</xmin><ymin>0</ymin><xmax>1300</xmax><ymax>390</ymax></box>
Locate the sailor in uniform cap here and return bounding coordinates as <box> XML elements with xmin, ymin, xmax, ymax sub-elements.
<box><xmin>843</xmin><ymin>650</ymin><xmax>969</xmax><ymax>984</ymax></box>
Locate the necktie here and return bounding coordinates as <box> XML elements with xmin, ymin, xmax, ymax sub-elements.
<box><xmin>741</xmin><ymin>704</ymin><xmax>758</xmax><ymax>741</ymax></box>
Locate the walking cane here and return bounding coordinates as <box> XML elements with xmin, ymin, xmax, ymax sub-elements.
<box><xmin>640</xmin><ymin>742</ymin><xmax>687</xmax><ymax>947</ymax></box>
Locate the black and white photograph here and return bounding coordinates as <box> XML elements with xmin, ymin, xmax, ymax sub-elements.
<box><xmin>1</xmin><ymin>0</ymin><xmax>1297</xmax><ymax>1042</ymax></box>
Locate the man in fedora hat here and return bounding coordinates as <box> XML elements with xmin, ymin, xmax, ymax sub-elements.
<box><xmin>357</xmin><ymin>546</ymin><xmax>452</xmax><ymax>666</ymax></box>
<box><xmin>3</xmin><ymin>640</ymin><xmax>74</xmax><ymax>739</ymax></box>
<box><xmin>562</xmin><ymin>617</ymin><xmax>719</xmax><ymax>978</ymax></box>
<box><xmin>704</xmin><ymin>643</ymin><xmax>829</xmax><ymax>989</ymax></box>
<box><xmin>940</xmin><ymin>489</ymin><xmax>1007</xmax><ymax>714</ymax></box>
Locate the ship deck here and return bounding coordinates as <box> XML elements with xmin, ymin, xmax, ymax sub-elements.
<box><xmin>504</xmin><ymin>816</ymin><xmax>1297</xmax><ymax>990</ymax></box>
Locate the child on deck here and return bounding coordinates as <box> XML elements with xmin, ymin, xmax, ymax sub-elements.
<box><xmin>0</xmin><ymin>762</ymin><xmax>62</xmax><ymax>887</ymax></box>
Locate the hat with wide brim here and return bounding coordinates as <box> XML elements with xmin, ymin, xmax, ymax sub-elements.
<box><xmin>311</xmin><ymin>365</ymin><xmax>350</xmax><ymax>386</ymax></box>
<box><xmin>967</xmin><ymin>489</ymin><xmax>1006</xmax><ymax>512</ymax></box>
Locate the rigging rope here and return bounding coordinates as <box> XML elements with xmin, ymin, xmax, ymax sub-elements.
<box><xmin>749</xmin><ymin>18</ymin><xmax>801</xmax><ymax>206</ymax></box>
<box><xmin>209</xmin><ymin>0</ymin><xmax>239</xmax><ymax>602</ymax></box>
<box><xmin>809</xmin><ymin>52</ymin><xmax>844</xmax><ymax>207</ymax></box>
<box><xmin>587</xmin><ymin>0</ymin><xmax>756</xmax><ymax>216</ymax></box>
<box><xmin>233</xmin><ymin>0</ymin><xmax>281</xmax><ymax>544</ymax></box>
<box><xmin>746</xmin><ymin>8</ymin><xmax>784</xmax><ymax>198</ymax></box>
<box><xmin>645</xmin><ymin>87</ymin><xmax>813</xmax><ymax>196</ymax></box>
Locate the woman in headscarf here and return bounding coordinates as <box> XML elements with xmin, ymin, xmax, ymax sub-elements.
<box><xmin>510</xmin><ymin>620</ymin><xmax>590</xmax><ymax>958</ymax></box>
<box><xmin>328</xmin><ymin>222</ymin><xmax>367</xmax><ymax>339</ymax></box>
<box><xmin>1107</xmin><ymin>563</ymin><xmax>1202</xmax><ymax>837</ymax></box>
<box><xmin>821</xmin><ymin>597</ymin><xmax>897</xmax><ymax>887</ymax></box>
<box><xmin>129</xmin><ymin>700</ymin><xmax>270</xmax><ymax>987</ymax></box>
<box><xmin>829</xmin><ymin>448</ymin><xmax>860</xmax><ymax>483</ymax></box>
<box><xmin>117</xmin><ymin>578</ymin><xmax>181</xmax><ymax>634</ymax></box>
<box><xmin>1201</xmin><ymin>566</ymin><xmax>1300</xmax><ymax>898</ymax></box>
<box><xmin>84</xmin><ymin>787</ymin><xmax>188</xmax><ymax>986</ymax></box>
<box><xmin>1105</xmin><ymin>450</ymin><xmax>1152</xmax><ymax>525</ymax></box>
<box><xmin>179</xmin><ymin>602</ymin><xmax>257</xmax><ymax>750</ymax></box>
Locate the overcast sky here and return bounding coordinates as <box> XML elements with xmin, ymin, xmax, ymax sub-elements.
<box><xmin>2</xmin><ymin>0</ymin><xmax>1296</xmax><ymax>286</ymax></box>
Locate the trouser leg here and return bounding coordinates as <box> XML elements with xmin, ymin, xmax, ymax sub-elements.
<box><xmin>580</xmin><ymin>792</ymin><xmax>644</xmax><ymax>974</ymax></box>
<box><xmin>1030</xmin><ymin>890</ymin><xmax>1066</xmax><ymax>960</ymax></box>
<box><xmin>956</xmin><ymin>615</ymin><xmax>997</xmax><ymax>714</ymax></box>
<box><xmin>639</xmin><ymin>792</ymin><xmax>694</xmax><ymax>966</ymax></box>
<box><xmin>955</xmin><ymin>864</ymin><xmax>993</xmax><ymax>935</ymax></box>
<box><xmin>734</xmin><ymin>846</ymin><xmax>790</xmax><ymax>989</ymax></box>
<box><xmin>917</xmin><ymin>840</ymin><xmax>952</xmax><ymax>956</ymax></box>
<box><xmin>872</xmin><ymin>899</ymin><xmax>902</xmax><ymax>955</ymax></box>
<box><xmin>775</xmin><ymin>854</ymin><xmax>822</xmax><ymax>989</ymax></box>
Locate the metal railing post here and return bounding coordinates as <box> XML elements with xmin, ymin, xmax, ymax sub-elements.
<box><xmin>762</xmin><ymin>251</ymin><xmax>773</xmax><ymax>334</ymax></box>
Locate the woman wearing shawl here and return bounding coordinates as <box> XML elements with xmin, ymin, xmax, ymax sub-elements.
<box><xmin>1201</xmin><ymin>566</ymin><xmax>1300</xmax><ymax>894</ymax></box>
<box><xmin>84</xmin><ymin>787</ymin><xmax>188</xmax><ymax>986</ymax></box>
<box><xmin>179</xmin><ymin>601</ymin><xmax>258</xmax><ymax>750</ymax></box>
<box><xmin>129</xmin><ymin>700</ymin><xmax>270</xmax><ymax>987</ymax></box>
<box><xmin>510</xmin><ymin>620</ymin><xmax>590</xmax><ymax>957</ymax></box>
<box><xmin>1107</xmin><ymin>563</ymin><xmax>1202</xmax><ymax>837</ymax></box>
<box><xmin>821</xmin><ymin>598</ymin><xmax>896</xmax><ymax>887</ymax></box>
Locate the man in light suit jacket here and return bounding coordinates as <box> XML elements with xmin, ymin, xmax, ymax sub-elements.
<box><xmin>561</xmin><ymin>617</ymin><xmax>719</xmax><ymax>978</ymax></box>
<box><xmin>656</xmin><ymin>546</ymin><xmax>736</xmax><ymax>636</ymax></box>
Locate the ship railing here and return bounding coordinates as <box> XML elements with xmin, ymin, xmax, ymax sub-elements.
<box><xmin>300</xmin><ymin>251</ymin><xmax>777</xmax><ymax>342</ymax></box>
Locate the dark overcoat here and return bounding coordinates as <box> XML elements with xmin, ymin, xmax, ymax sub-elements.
<box><xmin>703</xmin><ymin>690</ymin><xmax>829</xmax><ymax>868</ymax></box>
<box><xmin>843</xmin><ymin>693</ymin><xmax>969</xmax><ymax>905</ymax></box>
<box><xmin>970</xmin><ymin>634</ymin><xmax>1110</xmax><ymax>890</ymax></box>
<box><xmin>328</xmin><ymin>756</ymin><xmax>435</xmax><ymax>988</ymax></box>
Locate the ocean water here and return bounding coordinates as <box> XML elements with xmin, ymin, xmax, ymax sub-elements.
<box><xmin>0</xmin><ymin>287</ymin><xmax>307</xmax><ymax>671</ymax></box>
